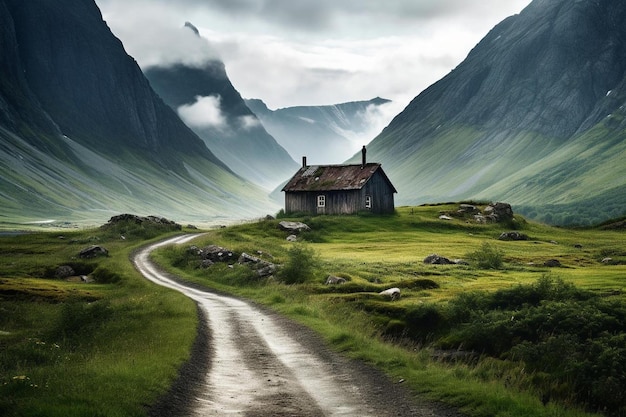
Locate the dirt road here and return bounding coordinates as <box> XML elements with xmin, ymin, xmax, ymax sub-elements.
<box><xmin>134</xmin><ymin>235</ymin><xmax>463</xmax><ymax>417</ymax></box>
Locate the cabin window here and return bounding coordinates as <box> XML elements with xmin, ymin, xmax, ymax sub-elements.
<box><xmin>365</xmin><ymin>195</ymin><xmax>372</xmax><ymax>209</ymax></box>
<box><xmin>317</xmin><ymin>195</ymin><xmax>326</xmax><ymax>208</ymax></box>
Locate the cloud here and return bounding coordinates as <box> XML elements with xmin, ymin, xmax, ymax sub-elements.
<box><xmin>238</xmin><ymin>115</ymin><xmax>261</xmax><ymax>130</ymax></box>
<box><xmin>95</xmin><ymin>0</ymin><xmax>531</xmax><ymax>109</ymax></box>
<box><xmin>97</xmin><ymin>0</ymin><xmax>220</xmax><ymax>68</ymax></box>
<box><xmin>177</xmin><ymin>95</ymin><xmax>226</xmax><ymax>129</ymax></box>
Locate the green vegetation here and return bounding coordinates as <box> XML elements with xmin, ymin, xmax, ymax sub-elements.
<box><xmin>2</xmin><ymin>204</ymin><xmax>625</xmax><ymax>416</ymax></box>
<box><xmin>153</xmin><ymin>204</ymin><xmax>625</xmax><ymax>417</ymax></box>
<box><xmin>0</xmin><ymin>218</ymin><xmax>198</xmax><ymax>417</ymax></box>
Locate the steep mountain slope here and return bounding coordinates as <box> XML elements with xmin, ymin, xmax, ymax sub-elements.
<box><xmin>246</xmin><ymin>97</ymin><xmax>391</xmax><ymax>164</ymax></box>
<box><xmin>360</xmin><ymin>0</ymin><xmax>626</xmax><ymax>225</ymax></box>
<box><xmin>0</xmin><ymin>0</ymin><xmax>277</xmax><ymax>225</ymax></box>
<box><xmin>143</xmin><ymin>26</ymin><xmax>298</xmax><ymax>190</ymax></box>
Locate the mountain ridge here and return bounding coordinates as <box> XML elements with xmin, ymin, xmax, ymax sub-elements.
<box><xmin>357</xmin><ymin>0</ymin><xmax>626</xmax><ymax>225</ymax></box>
<box><xmin>0</xmin><ymin>0</ymin><xmax>278</xmax><ymax>225</ymax></box>
<box><xmin>245</xmin><ymin>97</ymin><xmax>392</xmax><ymax>164</ymax></box>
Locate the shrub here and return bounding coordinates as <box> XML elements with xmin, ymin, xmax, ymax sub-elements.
<box><xmin>465</xmin><ymin>242</ymin><xmax>505</xmax><ymax>269</ymax></box>
<box><xmin>278</xmin><ymin>244</ymin><xmax>320</xmax><ymax>284</ymax></box>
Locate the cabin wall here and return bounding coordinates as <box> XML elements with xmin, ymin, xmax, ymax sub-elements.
<box><xmin>284</xmin><ymin>171</ymin><xmax>395</xmax><ymax>215</ymax></box>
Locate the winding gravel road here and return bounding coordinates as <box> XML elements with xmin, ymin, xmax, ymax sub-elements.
<box><xmin>134</xmin><ymin>235</ymin><xmax>464</xmax><ymax>417</ymax></box>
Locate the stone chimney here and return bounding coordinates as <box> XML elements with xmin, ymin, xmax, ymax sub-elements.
<box><xmin>302</xmin><ymin>156</ymin><xmax>307</xmax><ymax>168</ymax></box>
<box><xmin>361</xmin><ymin>146</ymin><xmax>367</xmax><ymax>167</ymax></box>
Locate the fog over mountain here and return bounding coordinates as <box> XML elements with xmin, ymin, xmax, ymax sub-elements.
<box><xmin>0</xmin><ymin>0</ymin><xmax>278</xmax><ymax>225</ymax></box>
<box><xmin>245</xmin><ymin>97</ymin><xmax>392</xmax><ymax>164</ymax></box>
<box><xmin>143</xmin><ymin>23</ymin><xmax>298</xmax><ymax>190</ymax></box>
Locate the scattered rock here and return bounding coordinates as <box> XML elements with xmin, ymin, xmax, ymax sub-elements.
<box><xmin>264</xmin><ymin>215</ymin><xmax>276</xmax><ymax>221</ymax></box>
<box><xmin>238</xmin><ymin>253</ymin><xmax>277</xmax><ymax>277</ymax></box>
<box><xmin>458</xmin><ymin>204</ymin><xmax>479</xmax><ymax>215</ymax></box>
<box><xmin>55</xmin><ymin>265</ymin><xmax>75</xmax><ymax>279</ymax></box>
<box><xmin>80</xmin><ymin>275</ymin><xmax>94</xmax><ymax>283</ymax></box>
<box><xmin>549</xmin><ymin>241</ymin><xmax>558</xmax><ymax>245</ymax></box>
<box><xmin>574</xmin><ymin>244</ymin><xmax>583</xmax><ymax>249</ymax></box>
<box><xmin>200</xmin><ymin>259</ymin><xmax>214</xmax><ymax>269</ymax></box>
<box><xmin>544</xmin><ymin>259</ymin><xmax>561</xmax><ymax>267</ymax></box>
<box><xmin>278</xmin><ymin>221</ymin><xmax>310</xmax><ymax>234</ymax></box>
<box><xmin>452</xmin><ymin>259</ymin><xmax>469</xmax><ymax>265</ymax></box>
<box><xmin>325</xmin><ymin>275</ymin><xmax>347</xmax><ymax>285</ymax></box>
<box><xmin>78</xmin><ymin>245</ymin><xmax>108</xmax><ymax>259</ymax></box>
<box><xmin>498</xmin><ymin>231</ymin><xmax>529</xmax><ymax>241</ymax></box>
<box><xmin>379</xmin><ymin>288</ymin><xmax>401</xmax><ymax>301</ymax></box>
<box><xmin>200</xmin><ymin>245</ymin><xmax>237</xmax><ymax>263</ymax></box>
<box><xmin>101</xmin><ymin>214</ymin><xmax>181</xmax><ymax>230</ymax></box>
<box><xmin>475</xmin><ymin>202</ymin><xmax>514</xmax><ymax>223</ymax></box>
<box><xmin>439</xmin><ymin>215</ymin><xmax>453</xmax><ymax>220</ymax></box>
<box><xmin>286</xmin><ymin>235</ymin><xmax>298</xmax><ymax>242</ymax></box>
<box><xmin>601</xmin><ymin>257</ymin><xmax>613</xmax><ymax>264</ymax></box>
<box><xmin>423</xmin><ymin>254</ymin><xmax>454</xmax><ymax>265</ymax></box>
<box><xmin>187</xmin><ymin>224</ymin><xmax>198</xmax><ymax>230</ymax></box>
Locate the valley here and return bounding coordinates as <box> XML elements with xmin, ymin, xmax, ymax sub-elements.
<box><xmin>1</xmin><ymin>207</ymin><xmax>624</xmax><ymax>416</ymax></box>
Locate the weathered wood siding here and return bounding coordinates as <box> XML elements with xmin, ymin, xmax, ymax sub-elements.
<box><xmin>284</xmin><ymin>171</ymin><xmax>394</xmax><ymax>215</ymax></box>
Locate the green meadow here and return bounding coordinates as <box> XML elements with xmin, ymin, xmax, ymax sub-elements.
<box><xmin>1</xmin><ymin>204</ymin><xmax>625</xmax><ymax>416</ymax></box>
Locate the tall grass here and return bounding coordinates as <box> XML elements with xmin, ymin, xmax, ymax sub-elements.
<box><xmin>0</xmin><ymin>226</ymin><xmax>197</xmax><ymax>416</ymax></box>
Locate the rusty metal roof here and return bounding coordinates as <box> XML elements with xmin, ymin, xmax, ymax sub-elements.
<box><xmin>282</xmin><ymin>163</ymin><xmax>397</xmax><ymax>192</ymax></box>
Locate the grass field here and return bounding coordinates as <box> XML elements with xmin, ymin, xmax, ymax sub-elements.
<box><xmin>1</xmin><ymin>205</ymin><xmax>624</xmax><ymax>416</ymax></box>
<box><xmin>153</xmin><ymin>204</ymin><xmax>625</xmax><ymax>417</ymax></box>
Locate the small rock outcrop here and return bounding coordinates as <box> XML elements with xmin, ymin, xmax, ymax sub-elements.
<box><xmin>325</xmin><ymin>275</ymin><xmax>347</xmax><ymax>285</ymax></box>
<box><xmin>199</xmin><ymin>245</ymin><xmax>237</xmax><ymax>263</ymax></box>
<box><xmin>498</xmin><ymin>231</ymin><xmax>529</xmax><ymax>241</ymax></box>
<box><xmin>55</xmin><ymin>265</ymin><xmax>75</xmax><ymax>279</ymax></box>
<box><xmin>544</xmin><ymin>259</ymin><xmax>562</xmax><ymax>267</ymax></box>
<box><xmin>238</xmin><ymin>253</ymin><xmax>276</xmax><ymax>277</ymax></box>
<box><xmin>379</xmin><ymin>287</ymin><xmax>401</xmax><ymax>301</ymax></box>
<box><xmin>279</xmin><ymin>221</ymin><xmax>310</xmax><ymax>233</ymax></box>
<box><xmin>475</xmin><ymin>202</ymin><xmax>514</xmax><ymax>223</ymax></box>
<box><xmin>424</xmin><ymin>254</ymin><xmax>454</xmax><ymax>265</ymax></box>
<box><xmin>78</xmin><ymin>245</ymin><xmax>108</xmax><ymax>259</ymax></box>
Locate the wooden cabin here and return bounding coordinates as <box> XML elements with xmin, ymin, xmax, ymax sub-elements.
<box><xmin>282</xmin><ymin>147</ymin><xmax>397</xmax><ymax>215</ymax></box>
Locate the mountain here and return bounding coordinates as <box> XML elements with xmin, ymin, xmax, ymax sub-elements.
<box><xmin>357</xmin><ymin>0</ymin><xmax>626</xmax><ymax>225</ymax></box>
<box><xmin>143</xmin><ymin>25</ymin><xmax>298</xmax><ymax>190</ymax></box>
<box><xmin>246</xmin><ymin>97</ymin><xmax>392</xmax><ymax>165</ymax></box>
<box><xmin>0</xmin><ymin>0</ymin><xmax>278</xmax><ymax>226</ymax></box>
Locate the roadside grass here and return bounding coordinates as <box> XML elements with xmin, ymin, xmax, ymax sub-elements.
<box><xmin>151</xmin><ymin>203</ymin><xmax>624</xmax><ymax>417</ymax></box>
<box><xmin>0</xmin><ymin>225</ymin><xmax>198</xmax><ymax>417</ymax></box>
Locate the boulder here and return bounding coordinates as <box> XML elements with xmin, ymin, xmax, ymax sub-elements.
<box><xmin>476</xmin><ymin>202</ymin><xmax>514</xmax><ymax>223</ymax></box>
<box><xmin>423</xmin><ymin>254</ymin><xmax>454</xmax><ymax>265</ymax></box>
<box><xmin>200</xmin><ymin>245</ymin><xmax>237</xmax><ymax>262</ymax></box>
<box><xmin>498</xmin><ymin>231</ymin><xmax>529</xmax><ymax>241</ymax></box>
<box><xmin>325</xmin><ymin>275</ymin><xmax>347</xmax><ymax>285</ymax></box>
<box><xmin>379</xmin><ymin>287</ymin><xmax>401</xmax><ymax>301</ymax></box>
<box><xmin>55</xmin><ymin>265</ymin><xmax>75</xmax><ymax>279</ymax></box>
<box><xmin>544</xmin><ymin>259</ymin><xmax>562</xmax><ymax>267</ymax></box>
<box><xmin>458</xmin><ymin>204</ymin><xmax>479</xmax><ymax>215</ymax></box>
<box><xmin>78</xmin><ymin>245</ymin><xmax>108</xmax><ymax>259</ymax></box>
<box><xmin>278</xmin><ymin>221</ymin><xmax>310</xmax><ymax>233</ymax></box>
<box><xmin>286</xmin><ymin>234</ymin><xmax>298</xmax><ymax>242</ymax></box>
<box><xmin>238</xmin><ymin>252</ymin><xmax>276</xmax><ymax>277</ymax></box>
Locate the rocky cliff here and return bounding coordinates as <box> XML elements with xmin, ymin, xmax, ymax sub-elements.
<box><xmin>361</xmin><ymin>0</ymin><xmax>626</xmax><ymax>225</ymax></box>
<box><xmin>0</xmin><ymin>0</ymin><xmax>277</xmax><ymax>224</ymax></box>
<box><xmin>143</xmin><ymin>26</ymin><xmax>298</xmax><ymax>190</ymax></box>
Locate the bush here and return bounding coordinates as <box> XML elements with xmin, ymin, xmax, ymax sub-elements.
<box><xmin>465</xmin><ymin>242</ymin><xmax>504</xmax><ymax>269</ymax></box>
<box><xmin>278</xmin><ymin>243</ymin><xmax>320</xmax><ymax>284</ymax></box>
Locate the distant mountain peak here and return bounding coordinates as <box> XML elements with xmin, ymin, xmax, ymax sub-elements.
<box><xmin>184</xmin><ymin>21</ymin><xmax>200</xmax><ymax>36</ymax></box>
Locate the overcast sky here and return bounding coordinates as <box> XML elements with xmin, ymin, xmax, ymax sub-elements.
<box><xmin>96</xmin><ymin>0</ymin><xmax>531</xmax><ymax>115</ymax></box>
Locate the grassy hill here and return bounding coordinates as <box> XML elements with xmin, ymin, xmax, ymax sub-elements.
<box><xmin>1</xmin><ymin>206</ymin><xmax>624</xmax><ymax>416</ymax></box>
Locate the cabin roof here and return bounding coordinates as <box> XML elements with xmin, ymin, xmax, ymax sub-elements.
<box><xmin>282</xmin><ymin>163</ymin><xmax>397</xmax><ymax>193</ymax></box>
